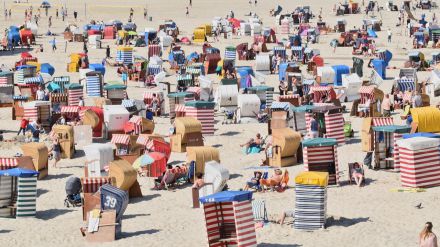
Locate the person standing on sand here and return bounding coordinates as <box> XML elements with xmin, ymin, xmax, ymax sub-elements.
<box><xmin>106</xmin><ymin>45</ymin><xmax>111</xmax><ymax>58</ymax></box>
<box><xmin>186</xmin><ymin>7</ymin><xmax>189</xmax><ymax>17</ymax></box>
<box><xmin>143</xmin><ymin>8</ymin><xmax>147</xmax><ymax>19</ymax></box>
<box><xmin>17</xmin><ymin>118</ymin><xmax>29</xmax><ymax>136</ymax></box>
<box><xmin>73</xmin><ymin>10</ymin><xmax>77</xmax><ymax>21</ymax></box>
<box><xmin>56</xmin><ymin>8</ymin><xmax>58</xmax><ymax>19</ymax></box>
<box><xmin>419</xmin><ymin>222</ymin><xmax>438</xmax><ymax>247</ymax></box>
<box><xmin>189</xmin><ymin>0</ymin><xmax>192</xmax><ymax>7</ymax></box>
<box><xmin>387</xmin><ymin>28</ymin><xmax>392</xmax><ymax>43</ymax></box>
<box><xmin>51</xmin><ymin>37</ymin><xmax>57</xmax><ymax>51</ymax></box>
<box><xmin>50</xmin><ymin>138</ymin><xmax>61</xmax><ymax>168</ymax></box>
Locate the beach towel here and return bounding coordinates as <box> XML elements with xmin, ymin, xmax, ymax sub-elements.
<box><xmin>243</xmin><ymin>146</ymin><xmax>261</xmax><ymax>154</ymax></box>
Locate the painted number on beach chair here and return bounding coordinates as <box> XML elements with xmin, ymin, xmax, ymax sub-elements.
<box><xmin>104</xmin><ymin>196</ymin><xmax>117</xmax><ymax>209</ymax></box>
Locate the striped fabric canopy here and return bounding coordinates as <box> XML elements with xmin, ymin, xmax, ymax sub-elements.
<box><xmin>81</xmin><ymin>177</ymin><xmax>112</xmax><ymax>194</ymax></box>
<box><xmin>121</xmin><ymin>99</ymin><xmax>135</xmax><ymax>108</ymax></box>
<box><xmin>202</xmin><ymin>199</ymin><xmax>257</xmax><ymax>247</ymax></box>
<box><xmin>273</xmin><ymin>46</ymin><xmax>286</xmax><ymax>57</ymax></box>
<box><xmin>129</xmin><ymin>116</ymin><xmax>142</xmax><ymax>125</ymax></box>
<box><xmin>177</xmin><ymin>74</ymin><xmax>192</xmax><ymax>82</ymax></box>
<box><xmin>302</xmin><ymin>79</ymin><xmax>315</xmax><ymax>95</ymax></box>
<box><xmin>136</xmin><ymin>134</ymin><xmax>153</xmax><ymax>147</ymax></box>
<box><xmin>111</xmin><ymin>134</ymin><xmax>130</xmax><ymax>145</ymax></box>
<box><xmin>309</xmin><ymin>86</ymin><xmax>332</xmax><ymax>93</ymax></box>
<box><xmin>86</xmin><ymin>75</ymin><xmax>102</xmax><ymax>97</ymax></box>
<box><xmin>186</xmin><ymin>67</ymin><xmax>201</xmax><ymax>75</ymax></box>
<box><xmin>372</xmin><ymin>117</ymin><xmax>393</xmax><ymax>127</ymax></box>
<box><xmin>186</xmin><ymin>87</ymin><xmax>201</xmax><ymax>98</ymax></box>
<box><xmin>358</xmin><ymin>85</ymin><xmax>375</xmax><ymax>94</ymax></box>
<box><xmin>148</xmin><ymin>64</ymin><xmax>162</xmax><ymax>75</ymax></box>
<box><xmin>0</xmin><ymin>157</ymin><xmax>18</xmax><ymax>170</ymax></box>
<box><xmin>61</xmin><ymin>106</ymin><xmax>80</xmax><ymax>114</ymax></box>
<box><xmin>175</xmin><ymin>104</ymin><xmax>186</xmax><ymax>113</ymax></box>
<box><xmin>279</xmin><ymin>94</ymin><xmax>300</xmax><ymax>99</ymax></box>
<box><xmin>358</xmin><ymin>86</ymin><xmax>376</xmax><ymax>104</ymax></box>
<box><xmin>148</xmin><ymin>44</ymin><xmax>161</xmax><ymax>58</ymax></box>
<box><xmin>24</xmin><ymin>76</ymin><xmax>43</xmax><ymax>84</ymax></box>
<box><xmin>271</xmin><ymin>101</ymin><xmax>290</xmax><ymax>111</ymax></box>
<box><xmin>13</xmin><ymin>96</ymin><xmax>29</xmax><ymax>100</ymax></box>
<box><xmin>291</xmin><ymin>46</ymin><xmax>304</xmax><ymax>59</ymax></box>
<box><xmin>17</xmin><ymin>176</ymin><xmax>37</xmax><ymax>217</ymax></box>
<box><xmin>396</xmin><ymin>78</ymin><xmax>415</xmax><ymax>92</ymax></box>
<box><xmin>68</xmin><ymin>88</ymin><xmax>83</xmax><ymax>106</ymax></box>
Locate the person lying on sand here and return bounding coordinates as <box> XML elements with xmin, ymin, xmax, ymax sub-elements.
<box><xmin>277</xmin><ymin>210</ymin><xmax>294</xmax><ymax>225</ymax></box>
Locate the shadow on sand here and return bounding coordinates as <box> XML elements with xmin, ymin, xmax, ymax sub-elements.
<box><xmin>120</xmin><ymin>229</ymin><xmax>160</xmax><ymax>239</ymax></box>
<box><xmin>130</xmin><ymin>194</ymin><xmax>161</xmax><ymax>204</ymax></box>
<box><xmin>327</xmin><ymin>216</ymin><xmax>371</xmax><ymax>228</ymax></box>
<box><xmin>37</xmin><ymin>209</ymin><xmax>74</xmax><ymax>220</ymax></box>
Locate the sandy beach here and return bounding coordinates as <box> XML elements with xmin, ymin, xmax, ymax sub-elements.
<box><xmin>0</xmin><ymin>0</ymin><xmax>440</xmax><ymax>246</ymax></box>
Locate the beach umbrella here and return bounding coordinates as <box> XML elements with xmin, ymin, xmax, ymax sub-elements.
<box><xmin>132</xmin><ymin>154</ymin><xmax>155</xmax><ymax>170</ymax></box>
<box><xmin>228</xmin><ymin>18</ymin><xmax>241</xmax><ymax>28</ymax></box>
<box><xmin>40</xmin><ymin>1</ymin><xmax>51</xmax><ymax>8</ymax></box>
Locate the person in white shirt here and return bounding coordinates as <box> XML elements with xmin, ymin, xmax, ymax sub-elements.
<box><xmin>36</xmin><ymin>86</ymin><xmax>46</xmax><ymax>101</ymax></box>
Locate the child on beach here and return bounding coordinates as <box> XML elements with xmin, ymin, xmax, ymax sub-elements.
<box><xmin>419</xmin><ymin>222</ymin><xmax>438</xmax><ymax>247</ymax></box>
<box><xmin>17</xmin><ymin>118</ymin><xmax>29</xmax><ymax>136</ymax></box>
<box><xmin>49</xmin><ymin>138</ymin><xmax>61</xmax><ymax>168</ymax></box>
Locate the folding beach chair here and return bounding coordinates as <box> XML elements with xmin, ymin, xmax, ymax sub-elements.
<box><xmin>348</xmin><ymin>162</ymin><xmax>365</xmax><ymax>185</ymax></box>
<box><xmin>252</xmin><ymin>200</ymin><xmax>268</xmax><ymax>222</ymax></box>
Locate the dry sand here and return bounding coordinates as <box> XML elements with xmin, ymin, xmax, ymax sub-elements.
<box><xmin>0</xmin><ymin>0</ymin><xmax>439</xmax><ymax>246</ymax></box>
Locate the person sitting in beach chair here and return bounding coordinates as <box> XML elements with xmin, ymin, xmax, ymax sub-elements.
<box><xmin>243</xmin><ymin>171</ymin><xmax>265</xmax><ymax>191</ymax></box>
<box><xmin>223</xmin><ymin>108</ymin><xmax>238</xmax><ymax>124</ymax></box>
<box><xmin>349</xmin><ymin>162</ymin><xmax>365</xmax><ymax>187</ymax></box>
<box><xmin>240</xmin><ymin>133</ymin><xmax>263</xmax><ymax>154</ymax></box>
<box><xmin>153</xmin><ymin>164</ymin><xmax>176</xmax><ymax>190</ymax></box>
<box><xmin>192</xmin><ymin>172</ymin><xmax>205</xmax><ymax>189</ymax></box>
<box><xmin>260</xmin><ymin>169</ymin><xmax>289</xmax><ymax>192</ymax></box>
